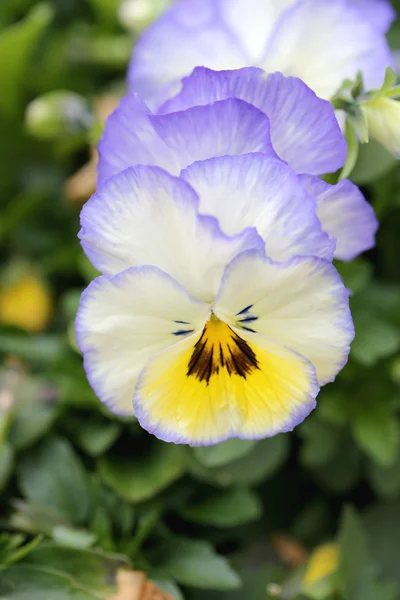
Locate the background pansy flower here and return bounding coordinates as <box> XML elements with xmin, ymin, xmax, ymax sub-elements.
<box><xmin>98</xmin><ymin>68</ymin><xmax>378</xmax><ymax>262</ymax></box>
<box><xmin>76</xmin><ymin>165</ymin><xmax>354</xmax><ymax>445</ymax></box>
<box><xmin>127</xmin><ymin>0</ymin><xmax>394</xmax><ymax>110</ymax></box>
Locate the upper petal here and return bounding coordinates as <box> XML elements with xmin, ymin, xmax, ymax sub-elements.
<box><xmin>351</xmin><ymin>0</ymin><xmax>395</xmax><ymax>33</ymax></box>
<box><xmin>214</xmin><ymin>250</ymin><xmax>354</xmax><ymax>386</ymax></box>
<box><xmin>98</xmin><ymin>95</ymin><xmax>275</xmax><ymax>185</ymax></box>
<box><xmin>75</xmin><ymin>266</ymin><xmax>210</xmax><ymax>415</ymax></box>
<box><xmin>161</xmin><ymin>68</ymin><xmax>346</xmax><ymax>175</ymax></box>
<box><xmin>128</xmin><ymin>0</ymin><xmax>248</xmax><ymax>109</ymax></box>
<box><xmin>299</xmin><ymin>175</ymin><xmax>378</xmax><ymax>261</ymax></box>
<box><xmin>181</xmin><ymin>154</ymin><xmax>335</xmax><ymax>261</ymax></box>
<box><xmin>79</xmin><ymin>165</ymin><xmax>263</xmax><ymax>301</ymax></box>
<box><xmin>262</xmin><ymin>0</ymin><xmax>394</xmax><ymax>100</ymax></box>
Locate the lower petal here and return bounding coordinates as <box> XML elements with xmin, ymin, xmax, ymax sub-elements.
<box><xmin>134</xmin><ymin>317</ymin><xmax>318</xmax><ymax>446</ymax></box>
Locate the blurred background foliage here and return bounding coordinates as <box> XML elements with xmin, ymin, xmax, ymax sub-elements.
<box><xmin>1</xmin><ymin>1</ymin><xmax>400</xmax><ymax>599</ymax></box>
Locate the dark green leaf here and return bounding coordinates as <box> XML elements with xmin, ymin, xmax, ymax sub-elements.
<box><xmin>0</xmin><ymin>441</ymin><xmax>14</xmax><ymax>494</ymax></box>
<box><xmin>17</xmin><ymin>436</ymin><xmax>92</xmax><ymax>523</ymax></box>
<box><xmin>182</xmin><ymin>488</ymin><xmax>262</xmax><ymax>527</ymax></box>
<box><xmin>0</xmin><ymin>565</ymin><xmax>97</xmax><ymax>599</ymax></box>
<box><xmin>154</xmin><ymin>537</ymin><xmax>241</xmax><ymax>590</ymax></box>
<box><xmin>194</xmin><ymin>439</ymin><xmax>257</xmax><ymax>468</ymax></box>
<box><xmin>98</xmin><ymin>442</ymin><xmax>187</xmax><ymax>502</ymax></box>
<box><xmin>353</xmin><ymin>408</ymin><xmax>399</xmax><ymax>466</ymax></box>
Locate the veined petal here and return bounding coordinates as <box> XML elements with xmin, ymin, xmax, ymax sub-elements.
<box><xmin>97</xmin><ymin>95</ymin><xmax>178</xmax><ymax>186</ymax></box>
<box><xmin>150</xmin><ymin>98</ymin><xmax>276</xmax><ymax>166</ymax></box>
<box><xmin>161</xmin><ymin>68</ymin><xmax>346</xmax><ymax>175</ymax></box>
<box><xmin>75</xmin><ymin>266</ymin><xmax>210</xmax><ymax>415</ymax></box>
<box><xmin>217</xmin><ymin>0</ymin><xmax>296</xmax><ymax>61</ymax></box>
<box><xmin>262</xmin><ymin>0</ymin><xmax>393</xmax><ymax>100</ymax></box>
<box><xmin>98</xmin><ymin>95</ymin><xmax>275</xmax><ymax>185</ymax></box>
<box><xmin>299</xmin><ymin>175</ymin><xmax>378</xmax><ymax>261</ymax></box>
<box><xmin>128</xmin><ymin>0</ymin><xmax>248</xmax><ymax>109</ymax></box>
<box><xmin>79</xmin><ymin>165</ymin><xmax>263</xmax><ymax>301</ymax></box>
<box><xmin>214</xmin><ymin>250</ymin><xmax>354</xmax><ymax>386</ymax></box>
<box><xmin>181</xmin><ymin>154</ymin><xmax>335</xmax><ymax>261</ymax></box>
<box><xmin>134</xmin><ymin>316</ymin><xmax>318</xmax><ymax>445</ymax></box>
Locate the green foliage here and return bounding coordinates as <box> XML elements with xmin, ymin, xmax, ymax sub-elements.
<box><xmin>1</xmin><ymin>2</ymin><xmax>400</xmax><ymax>599</ymax></box>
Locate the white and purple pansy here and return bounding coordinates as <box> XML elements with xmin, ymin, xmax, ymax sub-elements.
<box><xmin>128</xmin><ymin>0</ymin><xmax>394</xmax><ymax>110</ymax></box>
<box><xmin>76</xmin><ymin>165</ymin><xmax>354</xmax><ymax>445</ymax></box>
<box><xmin>98</xmin><ymin>68</ymin><xmax>378</xmax><ymax>261</ymax></box>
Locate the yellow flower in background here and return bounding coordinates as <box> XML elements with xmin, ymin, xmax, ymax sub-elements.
<box><xmin>0</xmin><ymin>272</ymin><xmax>52</xmax><ymax>333</ymax></box>
<box><xmin>304</xmin><ymin>543</ymin><xmax>339</xmax><ymax>586</ymax></box>
<box><xmin>362</xmin><ymin>97</ymin><xmax>400</xmax><ymax>158</ymax></box>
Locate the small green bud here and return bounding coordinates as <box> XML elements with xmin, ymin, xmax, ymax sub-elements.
<box><xmin>25</xmin><ymin>91</ymin><xmax>92</xmax><ymax>140</ymax></box>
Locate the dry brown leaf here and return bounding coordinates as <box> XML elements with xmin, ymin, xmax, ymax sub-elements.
<box><xmin>271</xmin><ymin>532</ymin><xmax>308</xmax><ymax>568</ymax></box>
<box><xmin>108</xmin><ymin>569</ymin><xmax>175</xmax><ymax>600</ymax></box>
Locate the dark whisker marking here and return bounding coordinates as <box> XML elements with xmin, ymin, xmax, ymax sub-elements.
<box><xmin>239</xmin><ymin>315</ymin><xmax>258</xmax><ymax>323</ymax></box>
<box><xmin>241</xmin><ymin>326</ymin><xmax>257</xmax><ymax>333</ymax></box>
<box><xmin>187</xmin><ymin>337</ymin><xmax>207</xmax><ymax>376</ymax></box>
<box><xmin>173</xmin><ymin>329</ymin><xmax>195</xmax><ymax>336</ymax></box>
<box><xmin>219</xmin><ymin>343</ymin><xmax>225</xmax><ymax>366</ymax></box>
<box><xmin>236</xmin><ymin>304</ymin><xmax>253</xmax><ymax>316</ymax></box>
<box><xmin>174</xmin><ymin>320</ymin><xmax>190</xmax><ymax>324</ymax></box>
<box><xmin>227</xmin><ymin>344</ymin><xmax>245</xmax><ymax>377</ymax></box>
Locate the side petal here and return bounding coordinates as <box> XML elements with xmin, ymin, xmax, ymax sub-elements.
<box><xmin>79</xmin><ymin>165</ymin><xmax>264</xmax><ymax>301</ymax></box>
<box><xmin>181</xmin><ymin>154</ymin><xmax>335</xmax><ymax>261</ymax></box>
<box><xmin>299</xmin><ymin>175</ymin><xmax>378</xmax><ymax>261</ymax></box>
<box><xmin>161</xmin><ymin>67</ymin><xmax>346</xmax><ymax>175</ymax></box>
<box><xmin>75</xmin><ymin>266</ymin><xmax>210</xmax><ymax>415</ymax></box>
<box><xmin>134</xmin><ymin>321</ymin><xmax>318</xmax><ymax>445</ymax></box>
<box><xmin>97</xmin><ymin>95</ymin><xmax>178</xmax><ymax>186</ymax></box>
<box><xmin>214</xmin><ymin>250</ymin><xmax>354</xmax><ymax>386</ymax></box>
<box><xmin>351</xmin><ymin>0</ymin><xmax>395</xmax><ymax>33</ymax></box>
<box><xmin>262</xmin><ymin>0</ymin><xmax>394</xmax><ymax>100</ymax></box>
<box><xmin>149</xmin><ymin>98</ymin><xmax>276</xmax><ymax>166</ymax></box>
<box><xmin>128</xmin><ymin>0</ymin><xmax>248</xmax><ymax>109</ymax></box>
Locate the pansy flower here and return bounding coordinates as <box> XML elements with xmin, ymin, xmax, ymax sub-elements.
<box><xmin>76</xmin><ymin>164</ymin><xmax>354</xmax><ymax>445</ymax></box>
<box><xmin>97</xmin><ymin>69</ymin><xmax>377</xmax><ymax>261</ymax></box>
<box><xmin>128</xmin><ymin>0</ymin><xmax>394</xmax><ymax>110</ymax></box>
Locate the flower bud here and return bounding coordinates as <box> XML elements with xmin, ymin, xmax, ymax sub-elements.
<box><xmin>25</xmin><ymin>91</ymin><xmax>92</xmax><ymax>141</ymax></box>
<box><xmin>361</xmin><ymin>97</ymin><xmax>400</xmax><ymax>158</ymax></box>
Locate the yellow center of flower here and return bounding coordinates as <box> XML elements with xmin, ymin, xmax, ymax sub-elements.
<box><xmin>187</xmin><ymin>314</ymin><xmax>259</xmax><ymax>384</ymax></box>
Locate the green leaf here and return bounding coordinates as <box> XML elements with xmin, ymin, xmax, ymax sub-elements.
<box><xmin>194</xmin><ymin>439</ymin><xmax>257</xmax><ymax>467</ymax></box>
<box><xmin>335</xmin><ymin>258</ymin><xmax>372</xmax><ymax>295</ymax></box>
<box><xmin>0</xmin><ymin>565</ymin><xmax>97</xmax><ymax>599</ymax></box>
<box><xmin>313</xmin><ymin>437</ymin><xmax>362</xmax><ymax>493</ymax></box>
<box><xmin>351</xmin><ymin>311</ymin><xmax>400</xmax><ymax>367</ymax></box>
<box><xmin>181</xmin><ymin>488</ymin><xmax>262</xmax><ymax>527</ymax></box>
<box><xmin>154</xmin><ymin>537</ymin><xmax>241</xmax><ymax>590</ymax></box>
<box><xmin>299</xmin><ymin>420</ymin><xmax>341</xmax><ymax>468</ymax></box>
<box><xmin>17</xmin><ymin>436</ymin><xmax>92</xmax><ymax>523</ymax></box>
<box><xmin>367</xmin><ymin>456</ymin><xmax>400</xmax><ymax>501</ymax></box>
<box><xmin>190</xmin><ymin>435</ymin><xmax>289</xmax><ymax>487</ymax></box>
<box><xmin>364</xmin><ymin>503</ymin><xmax>400</xmax><ymax>584</ymax></box>
<box><xmin>52</xmin><ymin>526</ymin><xmax>96</xmax><ymax>550</ymax></box>
<box><xmin>353</xmin><ymin>408</ymin><xmax>399</xmax><ymax>466</ymax></box>
<box><xmin>0</xmin><ymin>4</ymin><xmax>53</xmax><ymax>117</ymax></box>
<box><xmin>98</xmin><ymin>441</ymin><xmax>187</xmax><ymax>502</ymax></box>
<box><xmin>338</xmin><ymin>506</ymin><xmax>377</xmax><ymax>600</ymax></box>
<box><xmin>0</xmin><ymin>441</ymin><xmax>14</xmax><ymax>494</ymax></box>
<box><xmin>67</xmin><ymin>416</ymin><xmax>121</xmax><ymax>457</ymax></box>
<box><xmin>22</xmin><ymin>543</ymin><xmax>130</xmax><ymax>593</ymax></box>
<box><xmin>10</xmin><ymin>395</ymin><xmax>57</xmax><ymax>451</ymax></box>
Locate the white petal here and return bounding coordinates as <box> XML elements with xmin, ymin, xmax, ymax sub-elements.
<box><xmin>214</xmin><ymin>251</ymin><xmax>354</xmax><ymax>385</ymax></box>
<box><xmin>80</xmin><ymin>165</ymin><xmax>263</xmax><ymax>301</ymax></box>
<box><xmin>76</xmin><ymin>266</ymin><xmax>210</xmax><ymax>415</ymax></box>
<box><xmin>181</xmin><ymin>154</ymin><xmax>335</xmax><ymax>261</ymax></box>
<box><xmin>262</xmin><ymin>0</ymin><xmax>393</xmax><ymax>99</ymax></box>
